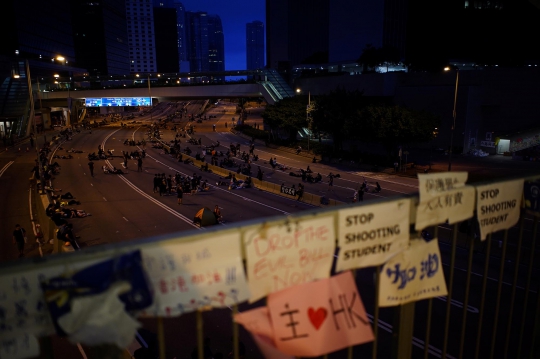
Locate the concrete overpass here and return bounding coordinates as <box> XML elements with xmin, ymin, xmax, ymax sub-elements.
<box><xmin>39</xmin><ymin>83</ymin><xmax>279</xmax><ymax>106</ymax></box>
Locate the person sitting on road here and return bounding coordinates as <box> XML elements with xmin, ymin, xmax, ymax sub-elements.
<box><xmin>213</xmin><ymin>205</ymin><xmax>222</xmax><ymax>223</ymax></box>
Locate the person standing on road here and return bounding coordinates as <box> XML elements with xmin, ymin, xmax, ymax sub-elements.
<box><xmin>328</xmin><ymin>173</ymin><xmax>335</xmax><ymax>192</ymax></box>
<box><xmin>88</xmin><ymin>160</ymin><xmax>95</xmax><ymax>177</ymax></box>
<box><xmin>214</xmin><ymin>205</ymin><xmax>222</xmax><ymax>223</ymax></box>
<box><xmin>297</xmin><ymin>183</ymin><xmax>304</xmax><ymax>201</ymax></box>
<box><xmin>12</xmin><ymin>224</ymin><xmax>26</xmax><ymax>258</ymax></box>
<box><xmin>137</xmin><ymin>157</ymin><xmax>143</xmax><ymax>172</ymax></box>
<box><xmin>177</xmin><ymin>184</ymin><xmax>183</xmax><ymax>204</ymax></box>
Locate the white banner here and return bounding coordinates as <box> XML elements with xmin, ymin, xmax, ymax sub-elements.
<box><xmin>379</xmin><ymin>239</ymin><xmax>448</xmax><ymax>307</ymax></box>
<box><xmin>142</xmin><ymin>233</ymin><xmax>249</xmax><ymax>316</ymax></box>
<box><xmin>336</xmin><ymin>199</ymin><xmax>410</xmax><ymax>271</ymax></box>
<box><xmin>244</xmin><ymin>216</ymin><xmax>335</xmax><ymax>302</ymax></box>
<box><xmin>416</xmin><ymin>172</ymin><xmax>475</xmax><ymax>230</ymax></box>
<box><xmin>476</xmin><ymin>179</ymin><xmax>523</xmax><ymax>240</ymax></box>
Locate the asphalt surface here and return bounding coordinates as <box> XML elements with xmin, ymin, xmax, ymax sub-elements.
<box><xmin>1</xmin><ymin>100</ymin><xmax>540</xmax><ymax>359</ymax></box>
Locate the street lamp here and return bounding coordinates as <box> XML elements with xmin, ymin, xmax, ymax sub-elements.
<box><xmin>445</xmin><ymin>67</ymin><xmax>459</xmax><ymax>171</ymax></box>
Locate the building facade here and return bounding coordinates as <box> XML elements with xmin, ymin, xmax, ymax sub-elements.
<box><xmin>246</xmin><ymin>21</ymin><xmax>264</xmax><ymax>70</ymax></box>
<box><xmin>185</xmin><ymin>11</ymin><xmax>209</xmax><ymax>72</ymax></box>
<box><xmin>126</xmin><ymin>0</ymin><xmax>157</xmax><ymax>74</ymax></box>
<box><xmin>208</xmin><ymin>15</ymin><xmax>225</xmax><ymax>76</ymax></box>
<box><xmin>71</xmin><ymin>0</ymin><xmax>130</xmax><ymax>76</ymax></box>
<box><xmin>153</xmin><ymin>6</ymin><xmax>179</xmax><ymax>73</ymax></box>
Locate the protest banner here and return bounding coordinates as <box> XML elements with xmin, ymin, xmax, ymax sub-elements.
<box><xmin>476</xmin><ymin>179</ymin><xmax>524</xmax><ymax>240</ymax></box>
<box><xmin>379</xmin><ymin>238</ymin><xmax>448</xmax><ymax>307</ymax></box>
<box><xmin>336</xmin><ymin>199</ymin><xmax>410</xmax><ymax>271</ymax></box>
<box><xmin>142</xmin><ymin>232</ymin><xmax>249</xmax><ymax>316</ymax></box>
<box><xmin>416</xmin><ymin>172</ymin><xmax>475</xmax><ymax>230</ymax></box>
<box><xmin>243</xmin><ymin>216</ymin><xmax>335</xmax><ymax>302</ymax></box>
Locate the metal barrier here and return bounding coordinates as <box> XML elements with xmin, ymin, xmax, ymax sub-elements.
<box><xmin>7</xmin><ymin>165</ymin><xmax>540</xmax><ymax>359</ymax></box>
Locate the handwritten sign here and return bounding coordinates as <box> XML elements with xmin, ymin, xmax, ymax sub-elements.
<box><xmin>141</xmin><ymin>233</ymin><xmax>249</xmax><ymax>316</ymax></box>
<box><xmin>244</xmin><ymin>216</ymin><xmax>335</xmax><ymax>302</ymax></box>
<box><xmin>267</xmin><ymin>271</ymin><xmax>374</xmax><ymax>356</ymax></box>
<box><xmin>476</xmin><ymin>179</ymin><xmax>523</xmax><ymax>240</ymax></box>
<box><xmin>416</xmin><ymin>172</ymin><xmax>475</xmax><ymax>230</ymax></box>
<box><xmin>280</xmin><ymin>185</ymin><xmax>296</xmax><ymax>196</ymax></box>
<box><xmin>235</xmin><ymin>307</ymin><xmax>294</xmax><ymax>359</ymax></box>
<box><xmin>379</xmin><ymin>238</ymin><xmax>448</xmax><ymax>307</ymax></box>
<box><xmin>0</xmin><ymin>333</ymin><xmax>39</xmax><ymax>359</ymax></box>
<box><xmin>336</xmin><ymin>199</ymin><xmax>410</xmax><ymax>271</ymax></box>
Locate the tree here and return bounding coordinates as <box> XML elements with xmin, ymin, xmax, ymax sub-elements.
<box><xmin>311</xmin><ymin>87</ymin><xmax>364</xmax><ymax>150</ymax></box>
<box><xmin>359</xmin><ymin>104</ymin><xmax>440</xmax><ymax>153</ymax></box>
<box><xmin>357</xmin><ymin>44</ymin><xmax>381</xmax><ymax>73</ymax></box>
<box><xmin>261</xmin><ymin>96</ymin><xmax>308</xmax><ymax>142</ymax></box>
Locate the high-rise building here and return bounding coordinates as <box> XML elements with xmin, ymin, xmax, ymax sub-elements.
<box><xmin>153</xmin><ymin>0</ymin><xmax>189</xmax><ymax>72</ymax></box>
<box><xmin>208</xmin><ymin>15</ymin><xmax>225</xmax><ymax>74</ymax></box>
<box><xmin>153</xmin><ymin>6</ymin><xmax>179</xmax><ymax>73</ymax></box>
<box><xmin>185</xmin><ymin>11</ymin><xmax>209</xmax><ymax>72</ymax></box>
<box><xmin>246</xmin><ymin>21</ymin><xmax>264</xmax><ymax>70</ymax></box>
<box><xmin>126</xmin><ymin>0</ymin><xmax>157</xmax><ymax>74</ymax></box>
<box><xmin>71</xmin><ymin>0</ymin><xmax>130</xmax><ymax>75</ymax></box>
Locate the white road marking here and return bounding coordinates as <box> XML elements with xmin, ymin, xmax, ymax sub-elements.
<box><xmin>0</xmin><ymin>161</ymin><xmax>14</xmax><ymax>177</ymax></box>
<box><xmin>123</xmin><ymin>217</ymin><xmax>129</xmax><ymax>222</ymax></box>
<box><xmin>103</xmin><ymin>197</ymin><xmax>107</xmax><ymax>201</ymax></box>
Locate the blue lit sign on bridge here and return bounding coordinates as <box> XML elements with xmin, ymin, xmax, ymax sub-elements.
<box><xmin>85</xmin><ymin>97</ymin><xmax>151</xmax><ymax>107</ymax></box>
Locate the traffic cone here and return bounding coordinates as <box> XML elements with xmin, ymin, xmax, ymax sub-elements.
<box><xmin>18</xmin><ymin>148</ymin><xmax>21</xmax><ymax>152</ymax></box>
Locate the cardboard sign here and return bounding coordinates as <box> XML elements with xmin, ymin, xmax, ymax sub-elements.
<box><xmin>142</xmin><ymin>233</ymin><xmax>249</xmax><ymax>316</ymax></box>
<box><xmin>379</xmin><ymin>239</ymin><xmax>448</xmax><ymax>307</ymax></box>
<box><xmin>336</xmin><ymin>199</ymin><xmax>410</xmax><ymax>271</ymax></box>
<box><xmin>416</xmin><ymin>172</ymin><xmax>475</xmax><ymax>230</ymax></box>
<box><xmin>244</xmin><ymin>216</ymin><xmax>335</xmax><ymax>302</ymax></box>
<box><xmin>267</xmin><ymin>271</ymin><xmax>374</xmax><ymax>356</ymax></box>
<box><xmin>476</xmin><ymin>179</ymin><xmax>524</xmax><ymax>240</ymax></box>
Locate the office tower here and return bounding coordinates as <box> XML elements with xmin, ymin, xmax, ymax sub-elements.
<box><xmin>126</xmin><ymin>0</ymin><xmax>157</xmax><ymax>74</ymax></box>
<box><xmin>208</xmin><ymin>15</ymin><xmax>225</xmax><ymax>75</ymax></box>
<box><xmin>185</xmin><ymin>11</ymin><xmax>209</xmax><ymax>72</ymax></box>
<box><xmin>153</xmin><ymin>6</ymin><xmax>179</xmax><ymax>72</ymax></box>
<box><xmin>71</xmin><ymin>0</ymin><xmax>130</xmax><ymax>75</ymax></box>
<box><xmin>153</xmin><ymin>0</ymin><xmax>189</xmax><ymax>72</ymax></box>
<box><xmin>246</xmin><ymin>21</ymin><xmax>264</xmax><ymax>70</ymax></box>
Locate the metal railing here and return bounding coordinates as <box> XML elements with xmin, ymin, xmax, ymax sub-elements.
<box><xmin>2</xmin><ymin>173</ymin><xmax>540</xmax><ymax>359</ymax></box>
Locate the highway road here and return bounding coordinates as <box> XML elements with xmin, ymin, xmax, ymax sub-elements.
<box><xmin>1</xmin><ymin>100</ymin><xmax>539</xmax><ymax>359</ymax></box>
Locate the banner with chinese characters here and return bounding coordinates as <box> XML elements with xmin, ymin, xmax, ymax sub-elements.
<box><xmin>0</xmin><ymin>333</ymin><xmax>39</xmax><ymax>359</ymax></box>
<box><xmin>379</xmin><ymin>238</ymin><xmax>448</xmax><ymax>307</ymax></box>
<box><xmin>267</xmin><ymin>271</ymin><xmax>374</xmax><ymax>356</ymax></box>
<box><xmin>476</xmin><ymin>179</ymin><xmax>524</xmax><ymax>240</ymax></box>
<box><xmin>416</xmin><ymin>172</ymin><xmax>475</xmax><ymax>230</ymax></box>
<box><xmin>336</xmin><ymin>199</ymin><xmax>410</xmax><ymax>271</ymax></box>
<box><xmin>244</xmin><ymin>216</ymin><xmax>335</xmax><ymax>302</ymax></box>
<box><xmin>141</xmin><ymin>233</ymin><xmax>249</xmax><ymax>316</ymax></box>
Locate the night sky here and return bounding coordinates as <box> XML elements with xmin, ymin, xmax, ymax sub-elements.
<box><xmin>180</xmin><ymin>0</ymin><xmax>265</xmax><ymax>70</ymax></box>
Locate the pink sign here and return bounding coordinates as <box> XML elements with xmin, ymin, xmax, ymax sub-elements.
<box><xmin>267</xmin><ymin>271</ymin><xmax>374</xmax><ymax>356</ymax></box>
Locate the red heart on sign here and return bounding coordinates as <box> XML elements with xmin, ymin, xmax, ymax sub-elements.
<box><xmin>307</xmin><ymin>307</ymin><xmax>327</xmax><ymax>330</ymax></box>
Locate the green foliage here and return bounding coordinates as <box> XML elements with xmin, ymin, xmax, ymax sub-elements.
<box><xmin>234</xmin><ymin>124</ymin><xmax>268</xmax><ymax>141</ymax></box>
<box><xmin>261</xmin><ymin>96</ymin><xmax>309</xmax><ymax>141</ymax></box>
<box><xmin>311</xmin><ymin>87</ymin><xmax>365</xmax><ymax>150</ymax></box>
<box><xmin>359</xmin><ymin>105</ymin><xmax>440</xmax><ymax>151</ymax></box>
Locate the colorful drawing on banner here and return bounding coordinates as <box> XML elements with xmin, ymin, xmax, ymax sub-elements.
<box><xmin>476</xmin><ymin>179</ymin><xmax>524</xmax><ymax>240</ymax></box>
<box><xmin>0</xmin><ymin>333</ymin><xmax>39</xmax><ymax>359</ymax></box>
<box><xmin>235</xmin><ymin>307</ymin><xmax>294</xmax><ymax>359</ymax></box>
<box><xmin>379</xmin><ymin>238</ymin><xmax>448</xmax><ymax>307</ymax></box>
<box><xmin>337</xmin><ymin>199</ymin><xmax>410</xmax><ymax>271</ymax></box>
<box><xmin>243</xmin><ymin>216</ymin><xmax>335</xmax><ymax>302</ymax></box>
<box><xmin>267</xmin><ymin>271</ymin><xmax>374</xmax><ymax>357</ymax></box>
<box><xmin>416</xmin><ymin>172</ymin><xmax>475</xmax><ymax>230</ymax></box>
<box><xmin>141</xmin><ymin>233</ymin><xmax>249</xmax><ymax>316</ymax></box>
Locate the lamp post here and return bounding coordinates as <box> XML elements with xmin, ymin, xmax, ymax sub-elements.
<box><xmin>148</xmin><ymin>74</ymin><xmax>153</xmax><ymax>122</ymax></box>
<box><xmin>445</xmin><ymin>67</ymin><xmax>459</xmax><ymax>171</ymax></box>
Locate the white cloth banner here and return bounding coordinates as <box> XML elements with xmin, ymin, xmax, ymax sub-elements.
<box><xmin>476</xmin><ymin>179</ymin><xmax>524</xmax><ymax>240</ymax></box>
<box><xmin>379</xmin><ymin>238</ymin><xmax>448</xmax><ymax>307</ymax></box>
<box><xmin>416</xmin><ymin>172</ymin><xmax>475</xmax><ymax>230</ymax></box>
<box><xmin>336</xmin><ymin>199</ymin><xmax>410</xmax><ymax>271</ymax></box>
<box><xmin>142</xmin><ymin>233</ymin><xmax>249</xmax><ymax>316</ymax></box>
<box><xmin>0</xmin><ymin>333</ymin><xmax>39</xmax><ymax>359</ymax></box>
<box><xmin>244</xmin><ymin>216</ymin><xmax>336</xmax><ymax>302</ymax></box>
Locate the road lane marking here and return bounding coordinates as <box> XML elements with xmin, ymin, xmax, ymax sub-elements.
<box><xmin>123</xmin><ymin>217</ymin><xmax>129</xmax><ymax>222</ymax></box>
<box><xmin>103</xmin><ymin>197</ymin><xmax>107</xmax><ymax>201</ymax></box>
<box><xmin>0</xmin><ymin>161</ymin><xmax>14</xmax><ymax>177</ymax></box>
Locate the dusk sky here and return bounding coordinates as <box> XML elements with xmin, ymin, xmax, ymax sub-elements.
<box><xmin>180</xmin><ymin>0</ymin><xmax>265</xmax><ymax>70</ymax></box>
